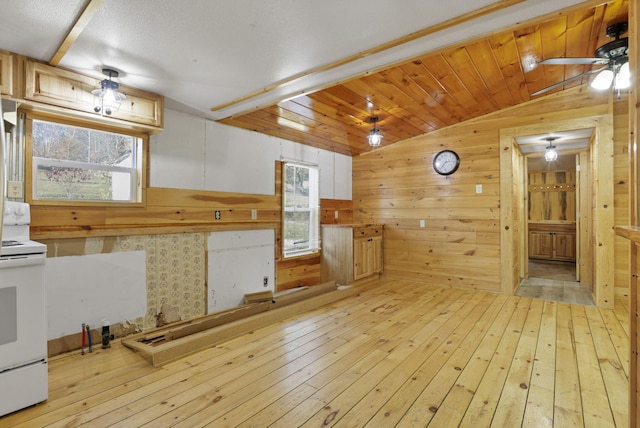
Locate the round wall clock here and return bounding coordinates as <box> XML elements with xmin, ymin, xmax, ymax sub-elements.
<box><xmin>433</xmin><ymin>150</ymin><xmax>460</xmax><ymax>176</ymax></box>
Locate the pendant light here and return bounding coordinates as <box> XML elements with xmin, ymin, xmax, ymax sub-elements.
<box><xmin>544</xmin><ymin>137</ymin><xmax>558</xmax><ymax>162</ymax></box>
<box><xmin>92</xmin><ymin>68</ymin><xmax>126</xmax><ymax>116</ymax></box>
<box><xmin>368</xmin><ymin>116</ymin><xmax>383</xmax><ymax>147</ymax></box>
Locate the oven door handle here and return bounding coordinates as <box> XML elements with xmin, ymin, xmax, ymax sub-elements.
<box><xmin>0</xmin><ymin>254</ymin><xmax>46</xmax><ymax>268</ymax></box>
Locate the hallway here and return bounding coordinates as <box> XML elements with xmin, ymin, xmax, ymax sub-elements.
<box><xmin>516</xmin><ymin>260</ymin><xmax>595</xmax><ymax>306</ymax></box>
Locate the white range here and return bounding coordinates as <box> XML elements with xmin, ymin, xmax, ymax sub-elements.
<box><xmin>0</xmin><ymin>201</ymin><xmax>48</xmax><ymax>417</ymax></box>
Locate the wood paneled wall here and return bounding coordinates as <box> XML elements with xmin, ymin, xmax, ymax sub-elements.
<box><xmin>352</xmin><ymin>85</ymin><xmax>615</xmax><ymax>293</ymax></box>
<box><xmin>614</xmin><ymin>96</ymin><xmax>631</xmax><ymax>294</ymax></box>
<box><xmin>31</xmin><ymin>172</ymin><xmax>353</xmax><ymax>292</ymax></box>
<box><xmin>528</xmin><ymin>155</ymin><xmax>576</xmax><ymax>222</ymax></box>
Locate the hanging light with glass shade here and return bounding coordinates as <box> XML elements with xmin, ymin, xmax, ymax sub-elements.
<box><xmin>544</xmin><ymin>137</ymin><xmax>559</xmax><ymax>162</ymax></box>
<box><xmin>368</xmin><ymin>116</ymin><xmax>383</xmax><ymax>147</ymax></box>
<box><xmin>92</xmin><ymin>68</ymin><xmax>126</xmax><ymax>116</ymax></box>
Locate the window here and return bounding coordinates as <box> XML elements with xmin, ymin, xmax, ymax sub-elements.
<box><xmin>29</xmin><ymin>118</ymin><xmax>143</xmax><ymax>204</ymax></box>
<box><xmin>283</xmin><ymin>162</ymin><xmax>320</xmax><ymax>257</ymax></box>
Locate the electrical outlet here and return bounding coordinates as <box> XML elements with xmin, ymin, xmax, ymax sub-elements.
<box><xmin>7</xmin><ymin>181</ymin><xmax>22</xmax><ymax>198</ymax></box>
<box><xmin>251</xmin><ymin>209</ymin><xmax>257</xmax><ymax>220</ymax></box>
<box><xmin>419</xmin><ymin>219</ymin><xmax>425</xmax><ymax>228</ymax></box>
<box><xmin>475</xmin><ymin>184</ymin><xmax>483</xmax><ymax>194</ymax></box>
<box><xmin>263</xmin><ymin>276</ymin><xmax>269</xmax><ymax>287</ymax></box>
<box><xmin>214</xmin><ymin>210</ymin><xmax>221</xmax><ymax>220</ymax></box>
<box><xmin>334</xmin><ymin>210</ymin><xmax>339</xmax><ymax>219</ymax></box>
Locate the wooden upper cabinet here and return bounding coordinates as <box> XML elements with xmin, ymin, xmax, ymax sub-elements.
<box><xmin>24</xmin><ymin>60</ymin><xmax>163</xmax><ymax>129</ymax></box>
<box><xmin>0</xmin><ymin>51</ymin><xmax>14</xmax><ymax>96</ymax></box>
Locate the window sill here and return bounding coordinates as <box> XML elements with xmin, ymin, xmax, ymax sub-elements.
<box><xmin>282</xmin><ymin>250</ymin><xmax>321</xmax><ymax>261</ymax></box>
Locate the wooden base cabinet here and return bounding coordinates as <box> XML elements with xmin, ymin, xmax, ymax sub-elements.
<box><xmin>528</xmin><ymin>223</ymin><xmax>576</xmax><ymax>261</ymax></box>
<box><xmin>321</xmin><ymin>224</ymin><xmax>383</xmax><ymax>284</ymax></box>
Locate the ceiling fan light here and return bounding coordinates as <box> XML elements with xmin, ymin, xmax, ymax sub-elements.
<box><xmin>544</xmin><ymin>146</ymin><xmax>558</xmax><ymax>162</ymax></box>
<box><xmin>615</xmin><ymin>61</ymin><xmax>630</xmax><ymax>90</ymax></box>
<box><xmin>591</xmin><ymin>69</ymin><xmax>614</xmax><ymax>90</ymax></box>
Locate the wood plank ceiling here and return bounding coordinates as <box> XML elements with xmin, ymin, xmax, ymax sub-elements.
<box><xmin>220</xmin><ymin>0</ymin><xmax>629</xmax><ymax>156</ymax></box>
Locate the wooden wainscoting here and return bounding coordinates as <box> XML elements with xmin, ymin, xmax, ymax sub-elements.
<box><xmin>321</xmin><ymin>198</ymin><xmax>354</xmax><ymax>225</ymax></box>
<box><xmin>1</xmin><ymin>279</ymin><xmax>628</xmax><ymax>427</ymax></box>
<box><xmin>32</xmin><ymin>184</ymin><xmax>354</xmax><ymax>292</ymax></box>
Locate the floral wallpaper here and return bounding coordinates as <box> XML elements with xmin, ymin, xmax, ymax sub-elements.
<box><xmin>115</xmin><ymin>233</ymin><xmax>206</xmax><ymax>330</ymax></box>
<box><xmin>45</xmin><ymin>232</ymin><xmax>207</xmax><ymax>332</ymax></box>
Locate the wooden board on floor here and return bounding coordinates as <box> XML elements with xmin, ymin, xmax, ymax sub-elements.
<box><xmin>122</xmin><ymin>281</ymin><xmax>368</xmax><ymax>366</ymax></box>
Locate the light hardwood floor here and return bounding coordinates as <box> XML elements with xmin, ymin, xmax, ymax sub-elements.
<box><xmin>1</xmin><ymin>279</ymin><xmax>629</xmax><ymax>427</ymax></box>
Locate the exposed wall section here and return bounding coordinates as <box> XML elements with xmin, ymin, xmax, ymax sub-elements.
<box><xmin>35</xmin><ymin>110</ymin><xmax>356</xmax><ymax>356</ymax></box>
<box><xmin>207</xmin><ymin>229</ymin><xmax>275</xmax><ymax>312</ymax></box>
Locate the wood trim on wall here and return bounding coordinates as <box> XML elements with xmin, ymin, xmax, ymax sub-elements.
<box><xmin>500</xmin><ymin>112</ymin><xmax>615</xmax><ymax>308</ymax></box>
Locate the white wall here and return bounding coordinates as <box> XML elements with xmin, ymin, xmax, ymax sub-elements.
<box><xmin>46</xmin><ymin>252</ymin><xmax>146</xmax><ymax>340</ymax></box>
<box><xmin>44</xmin><ymin>109</ymin><xmax>352</xmax><ymax>343</ymax></box>
<box><xmin>151</xmin><ymin>108</ymin><xmax>352</xmax><ymax>199</ymax></box>
<box><xmin>207</xmin><ymin>229</ymin><xmax>274</xmax><ymax>312</ymax></box>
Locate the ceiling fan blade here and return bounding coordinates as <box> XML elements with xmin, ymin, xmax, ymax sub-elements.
<box><xmin>539</xmin><ymin>57</ymin><xmax>610</xmax><ymax>65</ymax></box>
<box><xmin>531</xmin><ymin>67</ymin><xmax>607</xmax><ymax>96</ymax></box>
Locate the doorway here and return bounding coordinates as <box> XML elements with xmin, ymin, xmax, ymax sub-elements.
<box><xmin>515</xmin><ymin>130</ymin><xmax>595</xmax><ymax>305</ymax></box>
<box><xmin>499</xmin><ymin>114</ymin><xmax>615</xmax><ymax>308</ymax></box>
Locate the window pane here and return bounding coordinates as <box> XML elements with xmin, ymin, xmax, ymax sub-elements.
<box><xmin>284</xmin><ymin>164</ymin><xmax>310</xmax><ymax>208</ymax></box>
<box><xmin>283</xmin><ymin>162</ymin><xmax>320</xmax><ymax>258</ymax></box>
<box><xmin>35</xmin><ymin>164</ymin><xmax>132</xmax><ymax>201</ymax></box>
<box><xmin>31</xmin><ymin>119</ymin><xmax>140</xmax><ymax>203</ymax></box>
<box><xmin>284</xmin><ymin>211</ymin><xmax>311</xmax><ymax>253</ymax></box>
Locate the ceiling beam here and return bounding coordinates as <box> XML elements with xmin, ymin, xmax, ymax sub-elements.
<box><xmin>49</xmin><ymin>0</ymin><xmax>104</xmax><ymax>66</ymax></box>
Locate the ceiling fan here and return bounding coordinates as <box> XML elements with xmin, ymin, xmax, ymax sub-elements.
<box><xmin>531</xmin><ymin>21</ymin><xmax>630</xmax><ymax>96</ymax></box>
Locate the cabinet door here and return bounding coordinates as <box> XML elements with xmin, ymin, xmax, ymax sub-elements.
<box><xmin>0</xmin><ymin>52</ymin><xmax>14</xmax><ymax>96</ymax></box>
<box><xmin>554</xmin><ymin>232</ymin><xmax>576</xmax><ymax>261</ymax></box>
<box><xmin>529</xmin><ymin>231</ymin><xmax>553</xmax><ymax>259</ymax></box>
<box><xmin>25</xmin><ymin>60</ymin><xmax>164</xmax><ymax>128</ymax></box>
<box><xmin>371</xmin><ymin>236</ymin><xmax>383</xmax><ymax>273</ymax></box>
<box><xmin>353</xmin><ymin>238</ymin><xmax>370</xmax><ymax>280</ymax></box>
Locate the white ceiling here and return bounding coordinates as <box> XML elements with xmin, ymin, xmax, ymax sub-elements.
<box><xmin>1</xmin><ymin>0</ymin><xmax>592</xmax><ymax>121</ymax></box>
<box><xmin>516</xmin><ymin>128</ymin><xmax>595</xmax><ymax>154</ymax></box>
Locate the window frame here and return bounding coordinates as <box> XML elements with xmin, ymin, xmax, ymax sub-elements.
<box><xmin>282</xmin><ymin>161</ymin><xmax>320</xmax><ymax>259</ymax></box>
<box><xmin>24</xmin><ymin>111</ymin><xmax>148</xmax><ymax>207</ymax></box>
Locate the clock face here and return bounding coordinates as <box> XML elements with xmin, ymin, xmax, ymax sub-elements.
<box><xmin>433</xmin><ymin>150</ymin><xmax>460</xmax><ymax>175</ymax></box>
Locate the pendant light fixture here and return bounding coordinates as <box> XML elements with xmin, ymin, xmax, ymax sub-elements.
<box><xmin>368</xmin><ymin>116</ymin><xmax>383</xmax><ymax>147</ymax></box>
<box><xmin>92</xmin><ymin>68</ymin><xmax>126</xmax><ymax>116</ymax></box>
<box><xmin>544</xmin><ymin>137</ymin><xmax>559</xmax><ymax>162</ymax></box>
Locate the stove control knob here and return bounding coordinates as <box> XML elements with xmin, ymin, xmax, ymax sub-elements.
<box><xmin>14</xmin><ymin>205</ymin><xmax>27</xmax><ymax>217</ymax></box>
